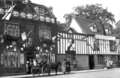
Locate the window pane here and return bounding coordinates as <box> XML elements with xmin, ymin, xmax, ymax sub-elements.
<box><xmin>4</xmin><ymin>51</ymin><xmax>20</xmax><ymax>68</ymax></box>
<box><xmin>98</xmin><ymin>55</ymin><xmax>104</xmax><ymax>64</ymax></box>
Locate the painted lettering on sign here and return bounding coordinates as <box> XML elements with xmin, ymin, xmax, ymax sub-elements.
<box><xmin>4</xmin><ymin>22</ymin><xmax>20</xmax><ymax>37</ymax></box>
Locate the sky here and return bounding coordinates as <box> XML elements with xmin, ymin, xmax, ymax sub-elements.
<box><xmin>31</xmin><ymin>0</ymin><xmax>120</xmax><ymax>24</ymax></box>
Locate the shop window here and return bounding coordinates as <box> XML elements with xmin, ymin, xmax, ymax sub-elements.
<box><xmin>93</xmin><ymin>39</ymin><xmax>99</xmax><ymax>51</ymax></box>
<box><xmin>109</xmin><ymin>40</ymin><xmax>116</xmax><ymax>51</ymax></box>
<box><xmin>0</xmin><ymin>53</ymin><xmax>4</xmax><ymax>65</ymax></box>
<box><xmin>4</xmin><ymin>50</ymin><xmax>20</xmax><ymax>68</ymax></box>
<box><xmin>39</xmin><ymin>27</ymin><xmax>51</xmax><ymax>40</ymax></box>
<box><xmin>111</xmin><ymin>55</ymin><xmax>116</xmax><ymax>64</ymax></box>
<box><xmin>4</xmin><ymin>22</ymin><xmax>20</xmax><ymax>37</ymax></box>
<box><xmin>98</xmin><ymin>55</ymin><xmax>104</xmax><ymax>64</ymax></box>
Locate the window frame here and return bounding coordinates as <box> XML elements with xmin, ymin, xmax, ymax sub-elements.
<box><xmin>4</xmin><ymin>0</ymin><xmax>13</xmax><ymax>8</ymax></box>
<box><xmin>105</xmin><ymin>27</ymin><xmax>112</xmax><ymax>34</ymax></box>
<box><xmin>109</xmin><ymin>40</ymin><xmax>116</xmax><ymax>51</ymax></box>
<box><xmin>98</xmin><ymin>55</ymin><xmax>104</xmax><ymax>64</ymax></box>
<box><xmin>93</xmin><ymin>39</ymin><xmax>99</xmax><ymax>51</ymax></box>
<box><xmin>90</xmin><ymin>24</ymin><xmax>97</xmax><ymax>32</ymax></box>
<box><xmin>4</xmin><ymin>22</ymin><xmax>20</xmax><ymax>38</ymax></box>
<box><xmin>39</xmin><ymin>27</ymin><xmax>51</xmax><ymax>40</ymax></box>
<box><xmin>39</xmin><ymin>7</ymin><xmax>45</xmax><ymax>14</ymax></box>
<box><xmin>4</xmin><ymin>50</ymin><xmax>20</xmax><ymax>68</ymax></box>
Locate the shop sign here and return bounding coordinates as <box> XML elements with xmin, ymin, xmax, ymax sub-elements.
<box><xmin>20</xmin><ymin>53</ymin><xmax>24</xmax><ymax>64</ymax></box>
<box><xmin>95</xmin><ymin>34</ymin><xmax>116</xmax><ymax>40</ymax></box>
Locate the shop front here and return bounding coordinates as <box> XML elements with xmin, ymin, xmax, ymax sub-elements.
<box><xmin>0</xmin><ymin>22</ymin><xmax>26</xmax><ymax>76</ymax></box>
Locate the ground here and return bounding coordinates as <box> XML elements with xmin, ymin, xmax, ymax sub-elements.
<box><xmin>1</xmin><ymin>68</ymin><xmax>120</xmax><ymax>78</ymax></box>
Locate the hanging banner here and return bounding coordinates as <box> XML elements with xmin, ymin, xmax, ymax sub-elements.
<box><xmin>20</xmin><ymin>53</ymin><xmax>24</xmax><ymax>64</ymax></box>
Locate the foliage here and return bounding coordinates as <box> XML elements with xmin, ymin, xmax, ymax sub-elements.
<box><xmin>74</xmin><ymin>4</ymin><xmax>115</xmax><ymax>24</ymax></box>
<box><xmin>64</xmin><ymin>4</ymin><xmax>115</xmax><ymax>27</ymax></box>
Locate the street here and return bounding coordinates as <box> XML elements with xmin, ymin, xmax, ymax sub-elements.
<box><xmin>1</xmin><ymin>68</ymin><xmax>120</xmax><ymax>78</ymax></box>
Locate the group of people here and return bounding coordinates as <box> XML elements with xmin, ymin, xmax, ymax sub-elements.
<box><xmin>105</xmin><ymin>59</ymin><xmax>113</xmax><ymax>69</ymax></box>
<box><xmin>62</xmin><ymin>58</ymin><xmax>77</xmax><ymax>74</ymax></box>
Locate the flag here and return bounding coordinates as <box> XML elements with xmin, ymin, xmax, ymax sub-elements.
<box><xmin>52</xmin><ymin>36</ymin><xmax>56</xmax><ymax>41</ymax></box>
<box><xmin>21</xmin><ymin>32</ymin><xmax>27</xmax><ymax>41</ymax></box>
<box><xmin>2</xmin><ymin>4</ymin><xmax>16</xmax><ymax>20</ymax></box>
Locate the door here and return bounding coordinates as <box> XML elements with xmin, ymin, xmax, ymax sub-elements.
<box><xmin>66</xmin><ymin>51</ymin><xmax>76</xmax><ymax>63</ymax></box>
<box><xmin>89</xmin><ymin>55</ymin><xmax>95</xmax><ymax>69</ymax></box>
<box><xmin>118</xmin><ymin>56</ymin><xmax>120</xmax><ymax>67</ymax></box>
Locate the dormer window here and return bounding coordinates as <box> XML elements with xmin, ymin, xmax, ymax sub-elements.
<box><xmin>105</xmin><ymin>27</ymin><xmax>112</xmax><ymax>34</ymax></box>
<box><xmin>4</xmin><ymin>0</ymin><xmax>13</xmax><ymax>9</ymax></box>
<box><xmin>39</xmin><ymin>7</ymin><xmax>44</xmax><ymax>14</ymax></box>
<box><xmin>34</xmin><ymin>6</ymin><xmax>44</xmax><ymax>15</ymax></box>
<box><xmin>90</xmin><ymin>24</ymin><xmax>97</xmax><ymax>32</ymax></box>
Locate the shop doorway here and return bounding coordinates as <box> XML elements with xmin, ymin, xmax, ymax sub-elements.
<box><xmin>65</xmin><ymin>51</ymin><xmax>76</xmax><ymax>63</ymax></box>
<box><xmin>26</xmin><ymin>51</ymin><xmax>34</xmax><ymax>74</ymax></box>
<box><xmin>89</xmin><ymin>55</ymin><xmax>95</xmax><ymax>69</ymax></box>
<box><xmin>118</xmin><ymin>56</ymin><xmax>120</xmax><ymax>67</ymax></box>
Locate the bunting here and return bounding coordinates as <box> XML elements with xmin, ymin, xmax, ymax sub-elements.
<box><xmin>2</xmin><ymin>4</ymin><xmax>16</xmax><ymax>20</ymax></box>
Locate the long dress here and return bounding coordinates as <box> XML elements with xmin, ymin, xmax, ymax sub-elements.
<box><xmin>66</xmin><ymin>61</ymin><xmax>71</xmax><ymax>72</ymax></box>
<box><xmin>62</xmin><ymin>61</ymin><xmax>66</xmax><ymax>73</ymax></box>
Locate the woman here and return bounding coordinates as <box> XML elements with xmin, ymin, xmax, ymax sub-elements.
<box><xmin>62</xmin><ymin>59</ymin><xmax>66</xmax><ymax>74</ymax></box>
<box><xmin>66</xmin><ymin>58</ymin><xmax>71</xmax><ymax>73</ymax></box>
<box><xmin>73</xmin><ymin>59</ymin><xmax>77</xmax><ymax>70</ymax></box>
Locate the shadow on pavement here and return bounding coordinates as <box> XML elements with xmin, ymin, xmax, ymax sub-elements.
<box><xmin>23</xmin><ymin>73</ymin><xmax>75</xmax><ymax>78</ymax></box>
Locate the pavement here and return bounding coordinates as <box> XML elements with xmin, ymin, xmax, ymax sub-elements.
<box><xmin>1</xmin><ymin>68</ymin><xmax>119</xmax><ymax>78</ymax></box>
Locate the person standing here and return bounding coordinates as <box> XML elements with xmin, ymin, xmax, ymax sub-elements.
<box><xmin>62</xmin><ymin>59</ymin><xmax>66</xmax><ymax>74</ymax></box>
<box><xmin>66</xmin><ymin>58</ymin><xmax>71</xmax><ymax>73</ymax></box>
<box><xmin>73</xmin><ymin>59</ymin><xmax>77</xmax><ymax>71</ymax></box>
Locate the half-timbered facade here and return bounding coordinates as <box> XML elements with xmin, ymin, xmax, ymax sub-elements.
<box><xmin>56</xmin><ymin>32</ymin><xmax>120</xmax><ymax>70</ymax></box>
<box><xmin>0</xmin><ymin>0</ymin><xmax>57</xmax><ymax>76</ymax></box>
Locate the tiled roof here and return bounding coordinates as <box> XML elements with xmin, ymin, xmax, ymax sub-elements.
<box><xmin>14</xmin><ymin>2</ymin><xmax>54</xmax><ymax>17</ymax></box>
<box><xmin>73</xmin><ymin>16</ymin><xmax>104</xmax><ymax>35</ymax></box>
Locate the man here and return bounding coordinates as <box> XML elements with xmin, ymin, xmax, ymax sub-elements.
<box><xmin>62</xmin><ymin>59</ymin><xmax>66</xmax><ymax>74</ymax></box>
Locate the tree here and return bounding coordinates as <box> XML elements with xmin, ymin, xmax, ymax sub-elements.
<box><xmin>64</xmin><ymin>4</ymin><xmax>116</xmax><ymax>35</ymax></box>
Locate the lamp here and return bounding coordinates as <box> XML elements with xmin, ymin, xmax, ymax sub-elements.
<box><xmin>0</xmin><ymin>35</ymin><xmax>4</xmax><ymax>43</ymax></box>
<box><xmin>27</xmin><ymin>13</ymin><xmax>33</xmax><ymax>19</ymax></box>
<box><xmin>21</xmin><ymin>47</ymin><xmax>23</xmax><ymax>51</ymax></box>
<box><xmin>33</xmin><ymin>14</ymin><xmax>39</xmax><ymax>20</ymax></box>
<box><xmin>20</xmin><ymin>12</ymin><xmax>26</xmax><ymax>18</ymax></box>
<box><xmin>40</xmin><ymin>16</ymin><xmax>45</xmax><ymax>21</ymax></box>
<box><xmin>51</xmin><ymin>18</ymin><xmax>55</xmax><ymax>23</ymax></box>
<box><xmin>23</xmin><ymin>44</ymin><xmax>26</xmax><ymax>48</ymax></box>
<box><xmin>0</xmin><ymin>8</ymin><xmax>4</xmax><ymax>14</ymax></box>
<box><xmin>37</xmin><ymin>46</ymin><xmax>40</xmax><ymax>50</ymax></box>
<box><xmin>6</xmin><ymin>46</ymin><xmax>9</xmax><ymax>49</ymax></box>
<box><xmin>10</xmin><ymin>45</ymin><xmax>13</xmax><ymax>47</ymax></box>
<box><xmin>46</xmin><ymin>17</ymin><xmax>50</xmax><ymax>22</ymax></box>
<box><xmin>14</xmin><ymin>47</ymin><xmax>17</xmax><ymax>51</ymax></box>
<box><xmin>12</xmin><ymin>11</ymin><xmax>19</xmax><ymax>17</ymax></box>
<box><xmin>46</xmin><ymin>50</ymin><xmax>48</xmax><ymax>52</ymax></box>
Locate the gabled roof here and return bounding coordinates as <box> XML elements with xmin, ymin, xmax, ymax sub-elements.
<box><xmin>14</xmin><ymin>2</ymin><xmax>54</xmax><ymax>17</ymax></box>
<box><xmin>67</xmin><ymin>27</ymin><xmax>78</xmax><ymax>33</ymax></box>
<box><xmin>72</xmin><ymin>16</ymin><xmax>104</xmax><ymax>35</ymax></box>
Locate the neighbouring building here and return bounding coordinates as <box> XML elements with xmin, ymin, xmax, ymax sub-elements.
<box><xmin>0</xmin><ymin>0</ymin><xmax>58</xmax><ymax>76</ymax></box>
<box><xmin>56</xmin><ymin>16</ymin><xmax>120</xmax><ymax>70</ymax></box>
